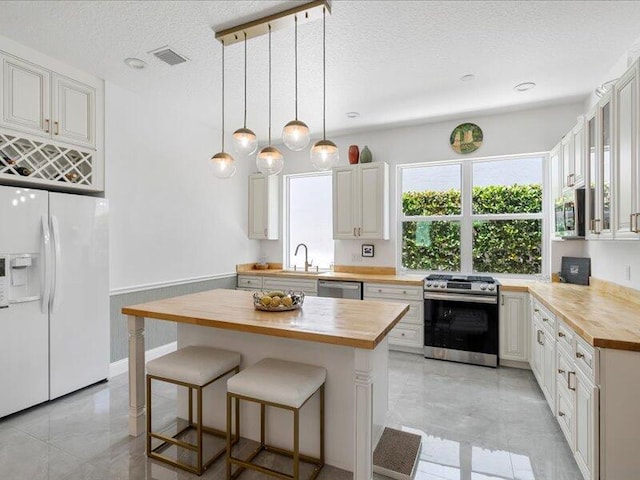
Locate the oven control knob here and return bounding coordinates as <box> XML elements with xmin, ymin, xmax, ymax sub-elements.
<box><xmin>426</xmin><ymin>281</ymin><xmax>432</xmax><ymax>288</ymax></box>
<box><xmin>439</xmin><ymin>282</ymin><xmax>446</xmax><ymax>289</ymax></box>
<box><xmin>480</xmin><ymin>283</ymin><xmax>487</xmax><ymax>291</ymax></box>
<box><xmin>488</xmin><ymin>284</ymin><xmax>496</xmax><ymax>291</ymax></box>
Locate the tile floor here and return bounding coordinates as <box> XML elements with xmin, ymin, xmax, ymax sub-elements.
<box><xmin>0</xmin><ymin>352</ymin><xmax>582</xmax><ymax>479</ymax></box>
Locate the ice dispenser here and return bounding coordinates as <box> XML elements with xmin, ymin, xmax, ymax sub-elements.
<box><xmin>0</xmin><ymin>254</ymin><xmax>41</xmax><ymax>305</ymax></box>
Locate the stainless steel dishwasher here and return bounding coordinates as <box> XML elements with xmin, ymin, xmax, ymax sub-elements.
<box><xmin>317</xmin><ymin>280</ymin><xmax>363</xmax><ymax>300</ymax></box>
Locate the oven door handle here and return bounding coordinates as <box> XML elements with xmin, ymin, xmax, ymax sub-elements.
<box><xmin>424</xmin><ymin>292</ymin><xmax>498</xmax><ymax>304</ymax></box>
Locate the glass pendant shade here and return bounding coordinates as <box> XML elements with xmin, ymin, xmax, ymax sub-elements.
<box><xmin>310</xmin><ymin>139</ymin><xmax>339</xmax><ymax>171</ymax></box>
<box><xmin>282</xmin><ymin>120</ymin><xmax>310</xmax><ymax>151</ymax></box>
<box><xmin>256</xmin><ymin>146</ymin><xmax>284</xmax><ymax>176</ymax></box>
<box><xmin>232</xmin><ymin>127</ymin><xmax>258</xmax><ymax>155</ymax></box>
<box><xmin>211</xmin><ymin>152</ymin><xmax>236</xmax><ymax>179</ymax></box>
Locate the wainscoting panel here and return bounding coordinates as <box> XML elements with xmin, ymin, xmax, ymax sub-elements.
<box><xmin>110</xmin><ymin>275</ymin><xmax>236</xmax><ymax>362</ymax></box>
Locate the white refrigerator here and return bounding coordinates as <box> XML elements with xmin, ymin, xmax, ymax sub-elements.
<box><xmin>0</xmin><ymin>185</ymin><xmax>109</xmax><ymax>417</ymax></box>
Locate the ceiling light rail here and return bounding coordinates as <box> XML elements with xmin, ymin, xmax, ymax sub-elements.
<box><xmin>214</xmin><ymin>0</ymin><xmax>331</xmax><ymax>46</ymax></box>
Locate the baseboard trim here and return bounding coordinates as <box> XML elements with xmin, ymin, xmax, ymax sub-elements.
<box><xmin>110</xmin><ymin>273</ymin><xmax>236</xmax><ymax>296</ymax></box>
<box><xmin>109</xmin><ymin>341</ymin><xmax>177</xmax><ymax>378</ymax></box>
<box><xmin>499</xmin><ymin>358</ymin><xmax>531</xmax><ymax>370</ymax></box>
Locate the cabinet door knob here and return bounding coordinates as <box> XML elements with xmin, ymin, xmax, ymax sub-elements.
<box><xmin>576</xmin><ymin>352</ymin><xmax>584</xmax><ymax>359</ymax></box>
<box><xmin>558</xmin><ymin>368</ymin><xmax>565</xmax><ymax>374</ymax></box>
<box><xmin>558</xmin><ymin>332</ymin><xmax>565</xmax><ymax>338</ymax></box>
<box><xmin>558</xmin><ymin>411</ymin><xmax>565</xmax><ymax>417</ymax></box>
<box><xmin>401</xmin><ymin>332</ymin><xmax>405</xmax><ymax>337</ymax></box>
<box><xmin>542</xmin><ymin>317</ymin><xmax>549</xmax><ymax>322</ymax></box>
<box><xmin>378</xmin><ymin>289</ymin><xmax>382</xmax><ymax>293</ymax></box>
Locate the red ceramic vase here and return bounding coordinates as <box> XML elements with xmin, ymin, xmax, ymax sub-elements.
<box><xmin>348</xmin><ymin>145</ymin><xmax>359</xmax><ymax>164</ymax></box>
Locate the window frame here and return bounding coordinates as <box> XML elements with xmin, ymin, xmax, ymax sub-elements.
<box><xmin>283</xmin><ymin>170</ymin><xmax>334</xmax><ymax>270</ymax></box>
<box><xmin>397</xmin><ymin>153</ymin><xmax>549</xmax><ymax>278</ymax></box>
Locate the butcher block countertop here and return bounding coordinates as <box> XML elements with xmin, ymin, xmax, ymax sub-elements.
<box><xmin>122</xmin><ymin>289</ymin><xmax>409</xmax><ymax>350</ymax></box>
<box><xmin>237</xmin><ymin>264</ymin><xmax>425</xmax><ymax>286</ymax></box>
<box><xmin>527</xmin><ymin>281</ymin><xmax>640</xmax><ymax>352</ymax></box>
<box><xmin>500</xmin><ymin>278</ymin><xmax>640</xmax><ymax>352</ymax></box>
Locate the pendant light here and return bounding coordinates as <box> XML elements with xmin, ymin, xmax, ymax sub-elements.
<box><xmin>211</xmin><ymin>39</ymin><xmax>236</xmax><ymax>179</ymax></box>
<box><xmin>310</xmin><ymin>7</ymin><xmax>338</xmax><ymax>171</ymax></box>
<box><xmin>232</xmin><ymin>33</ymin><xmax>258</xmax><ymax>155</ymax></box>
<box><xmin>282</xmin><ymin>15</ymin><xmax>310</xmax><ymax>151</ymax></box>
<box><xmin>256</xmin><ymin>25</ymin><xmax>284</xmax><ymax>176</ymax></box>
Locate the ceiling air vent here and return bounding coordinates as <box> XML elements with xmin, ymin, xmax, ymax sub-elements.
<box><xmin>149</xmin><ymin>46</ymin><xmax>188</xmax><ymax>66</ymax></box>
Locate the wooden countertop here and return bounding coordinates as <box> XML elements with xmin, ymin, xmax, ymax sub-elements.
<box><xmin>527</xmin><ymin>282</ymin><xmax>640</xmax><ymax>352</ymax></box>
<box><xmin>237</xmin><ymin>269</ymin><xmax>426</xmax><ymax>286</ymax></box>
<box><xmin>122</xmin><ymin>289</ymin><xmax>409</xmax><ymax>350</ymax></box>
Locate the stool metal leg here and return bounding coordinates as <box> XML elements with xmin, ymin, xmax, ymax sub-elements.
<box><xmin>293</xmin><ymin>408</ymin><xmax>300</xmax><ymax>480</ymax></box>
<box><xmin>260</xmin><ymin>403</ymin><xmax>266</xmax><ymax>446</ymax></box>
<box><xmin>188</xmin><ymin>387</ymin><xmax>193</xmax><ymax>426</ymax></box>
<box><xmin>320</xmin><ymin>384</ymin><xmax>325</xmax><ymax>465</ymax></box>
<box><xmin>146</xmin><ymin>375</ymin><xmax>152</xmax><ymax>455</ymax></box>
<box><xmin>197</xmin><ymin>386</ymin><xmax>203</xmax><ymax>475</ymax></box>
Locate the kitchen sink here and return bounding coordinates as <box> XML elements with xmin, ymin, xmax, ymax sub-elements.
<box><xmin>281</xmin><ymin>270</ymin><xmax>323</xmax><ymax>275</ymax></box>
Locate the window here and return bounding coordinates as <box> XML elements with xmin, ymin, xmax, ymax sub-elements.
<box><xmin>285</xmin><ymin>172</ymin><xmax>334</xmax><ymax>269</ymax></box>
<box><xmin>400</xmin><ymin>155</ymin><xmax>544</xmax><ymax>275</ymax></box>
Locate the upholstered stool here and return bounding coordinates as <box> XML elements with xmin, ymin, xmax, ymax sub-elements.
<box><xmin>146</xmin><ymin>346</ymin><xmax>241</xmax><ymax>475</ymax></box>
<box><xmin>226</xmin><ymin>358</ymin><xmax>326</xmax><ymax>480</ymax></box>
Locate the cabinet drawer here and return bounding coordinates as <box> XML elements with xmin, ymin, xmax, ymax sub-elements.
<box><xmin>237</xmin><ymin>275</ymin><xmax>263</xmax><ymax>289</ymax></box>
<box><xmin>363</xmin><ymin>298</ymin><xmax>422</xmax><ymax>325</ymax></box>
<box><xmin>557</xmin><ymin>390</ymin><xmax>575</xmax><ymax>449</ymax></box>
<box><xmin>263</xmin><ymin>277</ymin><xmax>318</xmax><ymax>295</ymax></box>
<box><xmin>575</xmin><ymin>337</ymin><xmax>595</xmax><ymax>379</ymax></box>
<box><xmin>556</xmin><ymin>348</ymin><xmax>574</xmax><ymax>395</ymax></box>
<box><xmin>364</xmin><ymin>283</ymin><xmax>422</xmax><ymax>301</ymax></box>
<box><xmin>557</xmin><ymin>320</ymin><xmax>574</xmax><ymax>355</ymax></box>
<box><xmin>389</xmin><ymin>324</ymin><xmax>423</xmax><ymax>348</ymax></box>
<box><xmin>532</xmin><ymin>300</ymin><xmax>556</xmax><ymax>334</ymax></box>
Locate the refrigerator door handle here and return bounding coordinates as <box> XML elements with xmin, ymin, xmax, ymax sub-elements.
<box><xmin>50</xmin><ymin>215</ymin><xmax>62</xmax><ymax>313</ymax></box>
<box><xmin>40</xmin><ymin>215</ymin><xmax>51</xmax><ymax>313</ymax></box>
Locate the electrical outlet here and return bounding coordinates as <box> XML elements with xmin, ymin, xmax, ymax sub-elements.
<box><xmin>625</xmin><ymin>265</ymin><xmax>631</xmax><ymax>280</ymax></box>
<box><xmin>351</xmin><ymin>253</ymin><xmax>362</xmax><ymax>263</ymax></box>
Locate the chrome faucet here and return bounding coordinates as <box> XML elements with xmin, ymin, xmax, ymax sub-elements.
<box><xmin>294</xmin><ymin>243</ymin><xmax>311</xmax><ymax>272</ymax></box>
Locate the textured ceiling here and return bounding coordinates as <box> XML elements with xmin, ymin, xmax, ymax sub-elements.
<box><xmin>2</xmin><ymin>1</ymin><xmax>640</xmax><ymax>141</ymax></box>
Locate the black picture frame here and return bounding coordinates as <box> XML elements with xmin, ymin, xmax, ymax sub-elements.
<box><xmin>362</xmin><ymin>244</ymin><xmax>374</xmax><ymax>257</ymax></box>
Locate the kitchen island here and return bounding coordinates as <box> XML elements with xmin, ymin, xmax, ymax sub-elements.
<box><xmin>122</xmin><ymin>289</ymin><xmax>409</xmax><ymax>479</ymax></box>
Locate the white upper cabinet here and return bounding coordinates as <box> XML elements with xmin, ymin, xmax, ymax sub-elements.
<box><xmin>572</xmin><ymin>118</ymin><xmax>585</xmax><ymax>188</ymax></box>
<box><xmin>562</xmin><ymin>117</ymin><xmax>585</xmax><ymax>193</ymax></box>
<box><xmin>1</xmin><ymin>54</ymin><xmax>50</xmax><ymax>137</ymax></box>
<box><xmin>562</xmin><ymin>133</ymin><xmax>572</xmax><ymax>192</ymax></box>
<box><xmin>613</xmin><ymin>61</ymin><xmax>640</xmax><ymax>239</ymax></box>
<box><xmin>585</xmin><ymin>108</ymin><xmax>599</xmax><ymax>239</ymax></box>
<box><xmin>550</xmin><ymin>141</ymin><xmax>562</xmax><ymax>203</ymax></box>
<box><xmin>596</xmin><ymin>91</ymin><xmax>615</xmax><ymax>238</ymax></box>
<box><xmin>1</xmin><ymin>54</ymin><xmax>95</xmax><ymax>149</ymax></box>
<box><xmin>332</xmin><ymin>162</ymin><xmax>389</xmax><ymax>240</ymax></box>
<box><xmin>0</xmin><ymin>41</ymin><xmax>104</xmax><ymax>192</ymax></box>
<box><xmin>248</xmin><ymin>173</ymin><xmax>278</xmax><ymax>240</ymax></box>
<box><xmin>52</xmin><ymin>74</ymin><xmax>95</xmax><ymax>148</ymax></box>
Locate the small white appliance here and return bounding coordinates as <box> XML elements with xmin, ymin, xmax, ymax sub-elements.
<box><xmin>0</xmin><ymin>185</ymin><xmax>109</xmax><ymax>417</ymax></box>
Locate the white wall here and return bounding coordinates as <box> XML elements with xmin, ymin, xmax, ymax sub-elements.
<box><xmin>260</xmin><ymin>102</ymin><xmax>585</xmax><ymax>273</ymax></box>
<box><xmin>105</xmin><ymin>82</ymin><xmax>259</xmax><ymax>291</ymax></box>
<box><xmin>586</xmin><ymin>242</ymin><xmax>640</xmax><ymax>290</ymax></box>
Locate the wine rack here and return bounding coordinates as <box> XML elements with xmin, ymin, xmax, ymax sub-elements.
<box><xmin>0</xmin><ymin>132</ymin><xmax>94</xmax><ymax>188</ymax></box>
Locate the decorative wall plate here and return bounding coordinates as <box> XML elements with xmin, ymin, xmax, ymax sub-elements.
<box><xmin>450</xmin><ymin>123</ymin><xmax>483</xmax><ymax>154</ymax></box>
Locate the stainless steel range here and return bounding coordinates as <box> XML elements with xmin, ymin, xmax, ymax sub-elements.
<box><xmin>424</xmin><ymin>274</ymin><xmax>500</xmax><ymax>367</ymax></box>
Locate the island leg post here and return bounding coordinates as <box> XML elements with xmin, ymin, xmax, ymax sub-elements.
<box><xmin>128</xmin><ymin>315</ymin><xmax>146</xmax><ymax>437</ymax></box>
<box><xmin>354</xmin><ymin>348</ymin><xmax>374</xmax><ymax>480</ymax></box>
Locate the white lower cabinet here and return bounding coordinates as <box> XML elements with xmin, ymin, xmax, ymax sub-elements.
<box><xmin>237</xmin><ymin>275</ymin><xmax>263</xmax><ymax>291</ymax></box>
<box><xmin>574</xmin><ymin>368</ymin><xmax>598</xmax><ymax>480</ymax></box>
<box><xmin>262</xmin><ymin>277</ymin><xmax>318</xmax><ymax>296</ymax></box>
<box><xmin>530</xmin><ymin>296</ymin><xmax>598</xmax><ymax>480</ymax></box>
<box><xmin>499</xmin><ymin>291</ymin><xmax>529</xmax><ymax>363</ymax></box>
<box><xmin>363</xmin><ymin>283</ymin><xmax>423</xmax><ymax>351</ymax></box>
